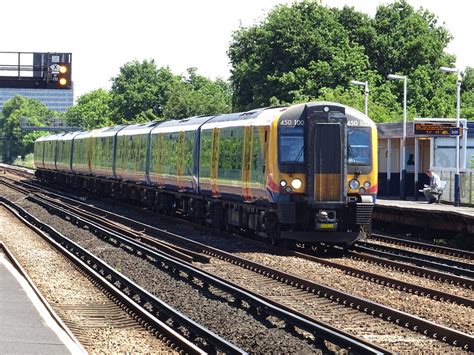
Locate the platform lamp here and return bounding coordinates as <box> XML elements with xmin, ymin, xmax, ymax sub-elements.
<box><xmin>387</xmin><ymin>74</ymin><xmax>407</xmax><ymax>200</ymax></box>
<box><xmin>440</xmin><ymin>66</ymin><xmax>462</xmax><ymax>206</ymax></box>
<box><xmin>350</xmin><ymin>80</ymin><xmax>369</xmax><ymax>116</ymax></box>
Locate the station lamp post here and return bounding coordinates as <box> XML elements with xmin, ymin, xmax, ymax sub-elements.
<box><xmin>350</xmin><ymin>80</ymin><xmax>369</xmax><ymax>116</ymax></box>
<box><xmin>440</xmin><ymin>66</ymin><xmax>462</xmax><ymax>206</ymax></box>
<box><xmin>387</xmin><ymin>74</ymin><xmax>407</xmax><ymax>200</ymax></box>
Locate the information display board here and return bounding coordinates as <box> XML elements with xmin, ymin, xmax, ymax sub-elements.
<box><xmin>414</xmin><ymin>122</ymin><xmax>462</xmax><ymax>137</ymax></box>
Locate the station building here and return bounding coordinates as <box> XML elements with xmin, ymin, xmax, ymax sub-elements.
<box><xmin>377</xmin><ymin>120</ymin><xmax>474</xmax><ymax>203</ymax></box>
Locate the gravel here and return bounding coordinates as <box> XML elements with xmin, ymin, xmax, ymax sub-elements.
<box><xmin>0</xmin><ymin>205</ymin><xmax>174</xmax><ymax>354</ymax></box>
<box><xmin>2</xmin><ymin>179</ymin><xmax>473</xmax><ymax>353</ymax></box>
<box><xmin>0</xmin><ymin>184</ymin><xmax>323</xmax><ymax>354</ymax></box>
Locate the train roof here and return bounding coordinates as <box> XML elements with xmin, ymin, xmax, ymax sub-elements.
<box><xmin>41</xmin><ymin>133</ymin><xmax>67</xmax><ymax>142</ymax></box>
<box><xmin>92</xmin><ymin>124</ymin><xmax>129</xmax><ymax>138</ymax></box>
<box><xmin>57</xmin><ymin>131</ymin><xmax>83</xmax><ymax>141</ymax></box>
<box><xmin>150</xmin><ymin>115</ymin><xmax>215</xmax><ymax>134</ymax></box>
<box><xmin>73</xmin><ymin>127</ymin><xmax>109</xmax><ymax>140</ymax></box>
<box><xmin>201</xmin><ymin>107</ymin><xmax>287</xmax><ymax>130</ymax></box>
<box><xmin>35</xmin><ymin>134</ymin><xmax>50</xmax><ymax>142</ymax></box>
<box><xmin>281</xmin><ymin>101</ymin><xmax>375</xmax><ymax>127</ymax></box>
<box><xmin>117</xmin><ymin>121</ymin><xmax>161</xmax><ymax>136</ymax></box>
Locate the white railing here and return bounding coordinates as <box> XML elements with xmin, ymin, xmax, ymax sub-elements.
<box><xmin>433</xmin><ymin>168</ymin><xmax>474</xmax><ymax>204</ymax></box>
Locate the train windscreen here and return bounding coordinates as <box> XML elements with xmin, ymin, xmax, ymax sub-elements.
<box><xmin>278</xmin><ymin>126</ymin><xmax>305</xmax><ymax>164</ymax></box>
<box><xmin>347</xmin><ymin>127</ymin><xmax>371</xmax><ymax>166</ymax></box>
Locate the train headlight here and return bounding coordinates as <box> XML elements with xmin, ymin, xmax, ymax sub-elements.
<box><xmin>359</xmin><ymin>187</ymin><xmax>366</xmax><ymax>193</ymax></box>
<box><xmin>280</xmin><ymin>180</ymin><xmax>287</xmax><ymax>187</ymax></box>
<box><xmin>291</xmin><ymin>178</ymin><xmax>302</xmax><ymax>189</ymax></box>
<box><xmin>364</xmin><ymin>181</ymin><xmax>371</xmax><ymax>188</ymax></box>
<box><xmin>349</xmin><ymin>179</ymin><xmax>360</xmax><ymax>190</ymax></box>
<box><xmin>285</xmin><ymin>186</ymin><xmax>292</xmax><ymax>193</ymax></box>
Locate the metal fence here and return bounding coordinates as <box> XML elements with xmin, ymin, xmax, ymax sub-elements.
<box><xmin>434</xmin><ymin>168</ymin><xmax>474</xmax><ymax>204</ymax></box>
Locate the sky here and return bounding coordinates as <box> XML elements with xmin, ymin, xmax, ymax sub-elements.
<box><xmin>0</xmin><ymin>0</ymin><xmax>472</xmax><ymax>100</ymax></box>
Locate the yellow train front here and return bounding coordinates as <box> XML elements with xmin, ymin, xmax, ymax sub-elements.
<box><xmin>262</xmin><ymin>102</ymin><xmax>377</xmax><ymax>245</ymax></box>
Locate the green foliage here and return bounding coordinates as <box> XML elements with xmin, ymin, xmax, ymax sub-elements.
<box><xmin>13</xmin><ymin>153</ymin><xmax>34</xmax><ymax>168</ymax></box>
<box><xmin>228</xmin><ymin>0</ymin><xmax>473</xmax><ymax>122</ymax></box>
<box><xmin>369</xmin><ymin>0</ymin><xmax>453</xmax><ymax>76</ymax></box>
<box><xmin>462</xmin><ymin>67</ymin><xmax>474</xmax><ymax>93</ymax></box>
<box><xmin>229</xmin><ymin>1</ymin><xmax>370</xmax><ymax>111</ymax></box>
<box><xmin>163</xmin><ymin>68</ymin><xmax>232</xmax><ymax>119</ymax></box>
<box><xmin>65</xmin><ymin>89</ymin><xmax>112</xmax><ymax>129</ymax></box>
<box><xmin>462</xmin><ymin>88</ymin><xmax>474</xmax><ymax>120</ymax></box>
<box><xmin>109</xmin><ymin>62</ymin><xmax>232</xmax><ymax>122</ymax></box>
<box><xmin>110</xmin><ymin>60</ymin><xmax>179</xmax><ymax>123</ymax></box>
<box><xmin>0</xmin><ymin>96</ymin><xmax>54</xmax><ymax>161</ymax></box>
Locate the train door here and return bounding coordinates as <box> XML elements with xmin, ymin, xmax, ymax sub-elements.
<box><xmin>306</xmin><ymin>105</ymin><xmax>347</xmax><ymax>204</ymax></box>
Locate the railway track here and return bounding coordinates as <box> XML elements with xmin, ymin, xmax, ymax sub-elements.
<box><xmin>1</xmin><ymin>177</ymin><xmax>472</xmax><ymax>352</ymax></box>
<box><xmin>352</xmin><ymin>241</ymin><xmax>474</xmax><ymax>279</ymax></box>
<box><xmin>0</xmin><ymin>197</ymin><xmax>236</xmax><ymax>354</ymax></box>
<box><xmin>369</xmin><ymin>232</ymin><xmax>474</xmax><ymax>261</ymax></box>
<box><xmin>4</xmin><ymin>176</ymin><xmax>473</xmax><ymax>292</ymax></box>
<box><xmin>0</xmin><ymin>183</ymin><xmax>385</xmax><ymax>354</ymax></box>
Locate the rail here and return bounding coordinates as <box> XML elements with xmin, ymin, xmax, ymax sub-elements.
<box><xmin>0</xmin><ymin>197</ymin><xmax>240</xmax><ymax>354</ymax></box>
<box><xmin>369</xmin><ymin>233</ymin><xmax>474</xmax><ymax>260</ymax></box>
<box><xmin>352</xmin><ymin>241</ymin><xmax>474</xmax><ymax>279</ymax></box>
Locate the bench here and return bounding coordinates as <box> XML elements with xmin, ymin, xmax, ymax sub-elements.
<box><xmin>419</xmin><ymin>180</ymin><xmax>447</xmax><ymax>203</ymax></box>
<box><xmin>432</xmin><ymin>180</ymin><xmax>447</xmax><ymax>203</ymax></box>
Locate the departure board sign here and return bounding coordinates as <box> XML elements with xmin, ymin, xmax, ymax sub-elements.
<box><xmin>414</xmin><ymin>122</ymin><xmax>462</xmax><ymax>137</ymax></box>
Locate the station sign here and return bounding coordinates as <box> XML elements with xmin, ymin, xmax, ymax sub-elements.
<box><xmin>414</xmin><ymin>122</ymin><xmax>462</xmax><ymax>137</ymax></box>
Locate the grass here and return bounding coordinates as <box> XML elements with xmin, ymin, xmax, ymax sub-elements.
<box><xmin>13</xmin><ymin>153</ymin><xmax>35</xmax><ymax>168</ymax></box>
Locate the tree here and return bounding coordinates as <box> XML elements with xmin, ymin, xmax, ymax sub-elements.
<box><xmin>110</xmin><ymin>59</ymin><xmax>179</xmax><ymax>123</ymax></box>
<box><xmin>228</xmin><ymin>0</ymin><xmax>463</xmax><ymax>122</ymax></box>
<box><xmin>461</xmin><ymin>68</ymin><xmax>474</xmax><ymax>120</ymax></box>
<box><xmin>229</xmin><ymin>1</ymin><xmax>371</xmax><ymax>111</ymax></box>
<box><xmin>370</xmin><ymin>1</ymin><xmax>453</xmax><ymax>77</ymax></box>
<box><xmin>65</xmin><ymin>89</ymin><xmax>112</xmax><ymax>129</ymax></box>
<box><xmin>163</xmin><ymin>68</ymin><xmax>232</xmax><ymax>119</ymax></box>
<box><xmin>0</xmin><ymin>96</ymin><xmax>54</xmax><ymax>161</ymax></box>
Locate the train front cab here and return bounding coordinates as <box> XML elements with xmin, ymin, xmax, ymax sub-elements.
<box><xmin>270</xmin><ymin>102</ymin><xmax>377</xmax><ymax>245</ymax></box>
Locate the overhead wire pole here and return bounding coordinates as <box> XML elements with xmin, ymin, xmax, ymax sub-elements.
<box><xmin>387</xmin><ymin>74</ymin><xmax>407</xmax><ymax>200</ymax></box>
<box><xmin>440</xmin><ymin>66</ymin><xmax>462</xmax><ymax>206</ymax></box>
<box><xmin>350</xmin><ymin>80</ymin><xmax>369</xmax><ymax>116</ymax></box>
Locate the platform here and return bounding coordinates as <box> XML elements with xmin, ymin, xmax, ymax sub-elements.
<box><xmin>374</xmin><ymin>198</ymin><xmax>474</xmax><ymax>234</ymax></box>
<box><xmin>0</xmin><ymin>254</ymin><xmax>81</xmax><ymax>354</ymax></box>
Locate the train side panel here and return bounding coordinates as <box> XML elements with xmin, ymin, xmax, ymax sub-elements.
<box><xmin>115</xmin><ymin>122</ymin><xmax>157</xmax><ymax>183</ymax></box>
<box><xmin>90</xmin><ymin>126</ymin><xmax>123</xmax><ymax>178</ymax></box>
<box><xmin>198</xmin><ymin>129</ymin><xmax>213</xmax><ymax>195</ymax></box>
<box><xmin>33</xmin><ymin>136</ymin><xmax>46</xmax><ymax>169</ymax></box>
<box><xmin>215</xmin><ymin>126</ymin><xmax>245</xmax><ymax>199</ymax></box>
<box><xmin>149</xmin><ymin>117</ymin><xmax>213</xmax><ymax>193</ymax></box>
<box><xmin>43</xmin><ymin>134</ymin><xmax>62</xmax><ymax>170</ymax></box>
<box><xmin>56</xmin><ymin>132</ymin><xmax>80</xmax><ymax>173</ymax></box>
<box><xmin>72</xmin><ymin>132</ymin><xmax>94</xmax><ymax>175</ymax></box>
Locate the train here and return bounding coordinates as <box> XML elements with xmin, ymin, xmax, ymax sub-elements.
<box><xmin>34</xmin><ymin>102</ymin><xmax>378</xmax><ymax>247</ymax></box>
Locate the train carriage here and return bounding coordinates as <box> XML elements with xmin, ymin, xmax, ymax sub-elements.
<box><xmin>33</xmin><ymin>135</ymin><xmax>47</xmax><ymax>169</ymax></box>
<box><xmin>42</xmin><ymin>133</ymin><xmax>64</xmax><ymax>171</ymax></box>
<box><xmin>34</xmin><ymin>101</ymin><xmax>377</xmax><ymax>247</ymax></box>
<box><xmin>148</xmin><ymin>116</ymin><xmax>212</xmax><ymax>192</ymax></box>
<box><xmin>90</xmin><ymin>125</ymin><xmax>127</xmax><ymax>179</ymax></box>
<box><xmin>199</xmin><ymin>108</ymin><xmax>276</xmax><ymax>202</ymax></box>
<box><xmin>56</xmin><ymin>132</ymin><xmax>81</xmax><ymax>173</ymax></box>
<box><xmin>115</xmin><ymin>122</ymin><xmax>158</xmax><ymax>183</ymax></box>
<box><xmin>72</xmin><ymin>128</ymin><xmax>107</xmax><ymax>175</ymax></box>
<box><xmin>265</xmin><ymin>102</ymin><xmax>377</xmax><ymax>243</ymax></box>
